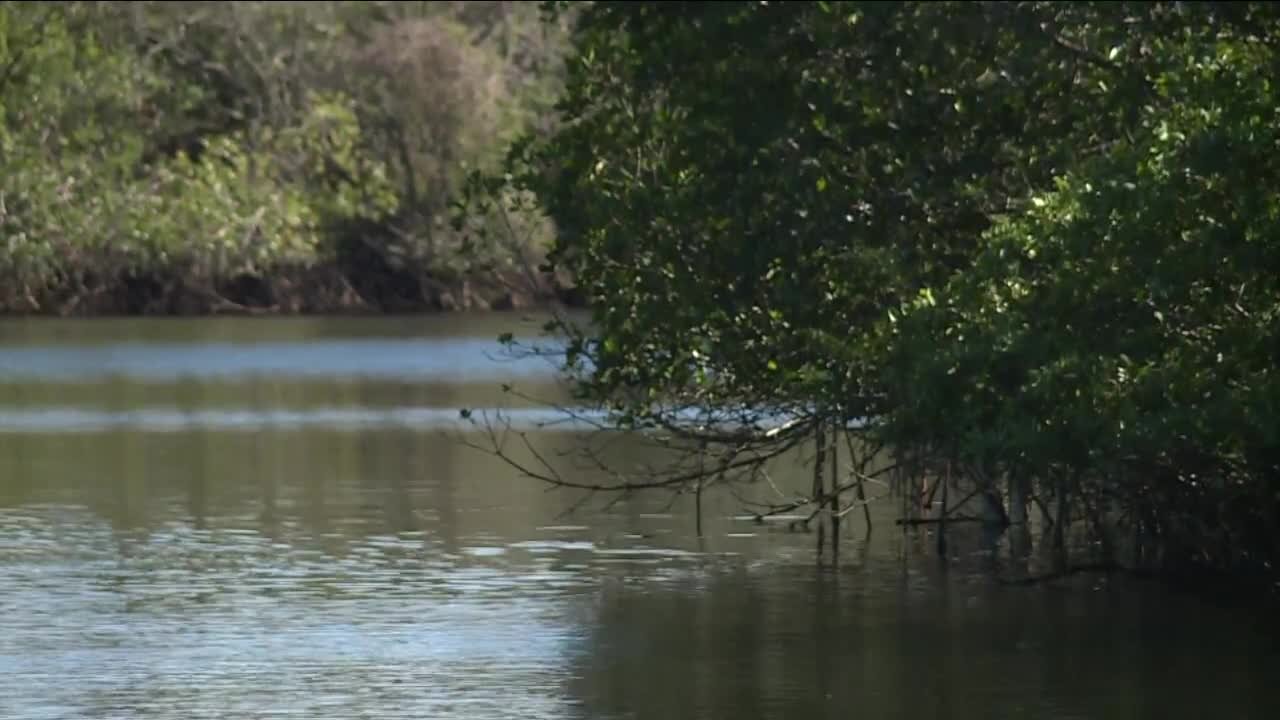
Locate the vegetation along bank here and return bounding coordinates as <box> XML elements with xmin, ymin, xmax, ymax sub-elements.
<box><xmin>0</xmin><ymin>1</ymin><xmax>577</xmax><ymax>315</ymax></box>
<box><xmin>463</xmin><ymin>1</ymin><xmax>1280</xmax><ymax>600</ymax></box>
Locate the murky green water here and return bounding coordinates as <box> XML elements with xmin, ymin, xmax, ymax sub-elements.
<box><xmin>1</xmin><ymin>315</ymin><xmax>1277</xmax><ymax>719</ymax></box>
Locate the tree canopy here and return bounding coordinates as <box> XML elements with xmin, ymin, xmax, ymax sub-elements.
<box><xmin>0</xmin><ymin>1</ymin><xmax>570</xmax><ymax>313</ymax></box>
<box><xmin>474</xmin><ymin>1</ymin><xmax>1280</xmax><ymax>589</ymax></box>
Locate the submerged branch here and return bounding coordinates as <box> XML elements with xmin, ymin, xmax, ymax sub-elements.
<box><xmin>737</xmin><ymin>463</ymin><xmax>899</xmax><ymax>523</ymax></box>
<box><xmin>997</xmin><ymin>561</ymin><xmax>1132</xmax><ymax>586</ymax></box>
<box><xmin>894</xmin><ymin>516</ymin><xmax>986</xmax><ymax>526</ymax></box>
<box><xmin>456</xmin><ymin>405</ymin><xmax>807</xmax><ymax>493</ymax></box>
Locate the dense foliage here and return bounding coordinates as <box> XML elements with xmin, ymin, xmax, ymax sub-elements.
<box><xmin>0</xmin><ymin>1</ymin><xmax>570</xmax><ymax>314</ymax></box>
<box><xmin>483</xmin><ymin>1</ymin><xmax>1280</xmax><ymax>588</ymax></box>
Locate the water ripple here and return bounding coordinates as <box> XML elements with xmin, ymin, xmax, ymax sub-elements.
<box><xmin>0</xmin><ymin>507</ymin><xmax>603</xmax><ymax>720</ymax></box>
<box><xmin>0</xmin><ymin>406</ymin><xmax>608</xmax><ymax>433</ymax></box>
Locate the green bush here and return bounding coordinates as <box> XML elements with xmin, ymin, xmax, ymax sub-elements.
<box><xmin>0</xmin><ymin>0</ymin><xmax>568</xmax><ymax>312</ymax></box>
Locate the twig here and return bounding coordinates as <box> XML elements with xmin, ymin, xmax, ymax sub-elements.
<box><xmin>894</xmin><ymin>516</ymin><xmax>985</xmax><ymax>526</ymax></box>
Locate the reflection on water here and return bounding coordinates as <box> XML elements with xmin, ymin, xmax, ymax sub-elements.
<box><xmin>0</xmin><ymin>315</ymin><xmax>566</xmax><ymax>383</ymax></box>
<box><xmin>0</xmin><ymin>335</ymin><xmax>561</xmax><ymax>382</ymax></box>
<box><xmin>0</xmin><ymin>406</ymin><xmax>605</xmax><ymax>433</ymax></box>
<box><xmin>1</xmin><ymin>315</ymin><xmax>1277</xmax><ymax>720</ymax></box>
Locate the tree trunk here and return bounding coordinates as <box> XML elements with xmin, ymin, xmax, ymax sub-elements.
<box><xmin>814</xmin><ymin>424</ymin><xmax>826</xmax><ymax>555</ymax></box>
<box><xmin>829</xmin><ymin>426</ymin><xmax>840</xmax><ymax>555</ymax></box>
<box><xmin>1008</xmin><ymin>471</ymin><xmax>1028</xmax><ymax>526</ymax></box>
<box><xmin>1053</xmin><ymin>471</ymin><xmax>1070</xmax><ymax>572</ymax></box>
<box><xmin>937</xmin><ymin>459</ymin><xmax>949</xmax><ymax>558</ymax></box>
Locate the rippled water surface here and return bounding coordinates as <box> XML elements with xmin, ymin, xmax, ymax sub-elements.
<box><xmin>1</xmin><ymin>315</ymin><xmax>1277</xmax><ymax>720</ymax></box>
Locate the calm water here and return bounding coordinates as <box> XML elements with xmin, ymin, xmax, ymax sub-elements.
<box><xmin>1</xmin><ymin>315</ymin><xmax>1277</xmax><ymax>720</ymax></box>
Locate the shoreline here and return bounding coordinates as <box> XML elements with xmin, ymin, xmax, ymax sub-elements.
<box><xmin>0</xmin><ymin>265</ymin><xmax>589</xmax><ymax>318</ymax></box>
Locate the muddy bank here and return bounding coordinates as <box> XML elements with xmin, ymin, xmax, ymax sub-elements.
<box><xmin>0</xmin><ymin>263</ymin><xmax>588</xmax><ymax>317</ymax></box>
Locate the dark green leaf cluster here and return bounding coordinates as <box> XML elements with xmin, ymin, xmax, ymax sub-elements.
<box><xmin>495</xmin><ymin>1</ymin><xmax>1280</xmax><ymax>584</ymax></box>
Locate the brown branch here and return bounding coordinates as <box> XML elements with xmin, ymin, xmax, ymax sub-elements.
<box><xmin>833</xmin><ymin>492</ymin><xmax>891</xmax><ymax>519</ymax></box>
<box><xmin>738</xmin><ymin>463</ymin><xmax>900</xmax><ymax>523</ymax></box>
<box><xmin>457</xmin><ymin>407</ymin><xmax>805</xmax><ymax>492</ymax></box>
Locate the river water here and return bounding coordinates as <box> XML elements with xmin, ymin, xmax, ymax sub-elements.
<box><xmin>0</xmin><ymin>314</ymin><xmax>1276</xmax><ymax>720</ymax></box>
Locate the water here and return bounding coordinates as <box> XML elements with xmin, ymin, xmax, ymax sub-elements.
<box><xmin>1</xmin><ymin>315</ymin><xmax>1277</xmax><ymax>720</ymax></box>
